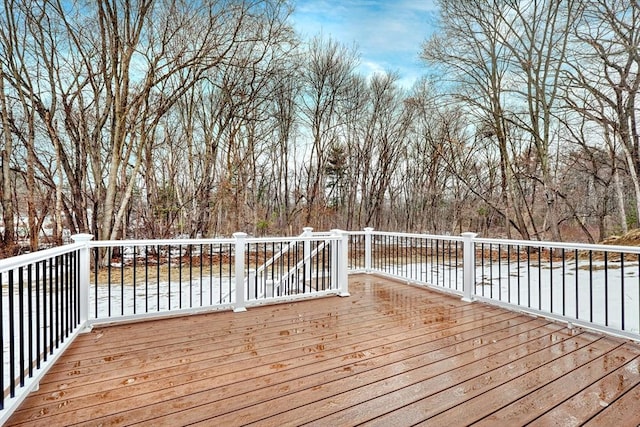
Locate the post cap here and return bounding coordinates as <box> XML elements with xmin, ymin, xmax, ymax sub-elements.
<box><xmin>71</xmin><ymin>233</ymin><xmax>94</xmax><ymax>243</ymax></box>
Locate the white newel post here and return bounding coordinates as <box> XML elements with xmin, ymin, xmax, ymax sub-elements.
<box><xmin>461</xmin><ymin>232</ymin><xmax>478</xmax><ymax>302</ymax></box>
<box><xmin>331</xmin><ymin>229</ymin><xmax>350</xmax><ymax>297</ymax></box>
<box><xmin>233</xmin><ymin>232</ymin><xmax>247</xmax><ymax>312</ymax></box>
<box><xmin>303</xmin><ymin>227</ymin><xmax>313</xmax><ymax>290</ymax></box>
<box><xmin>364</xmin><ymin>227</ymin><xmax>374</xmax><ymax>272</ymax></box>
<box><xmin>71</xmin><ymin>233</ymin><xmax>94</xmax><ymax>331</ymax></box>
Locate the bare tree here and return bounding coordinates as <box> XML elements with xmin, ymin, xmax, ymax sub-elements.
<box><xmin>564</xmin><ymin>0</ymin><xmax>640</xmax><ymax>231</ymax></box>
<box><xmin>0</xmin><ymin>64</ymin><xmax>16</xmax><ymax>254</ymax></box>
<box><xmin>299</xmin><ymin>36</ymin><xmax>358</xmax><ymax>227</ymax></box>
<box><xmin>423</xmin><ymin>0</ymin><xmax>533</xmax><ymax>239</ymax></box>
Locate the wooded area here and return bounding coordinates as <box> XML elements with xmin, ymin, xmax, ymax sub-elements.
<box><xmin>0</xmin><ymin>0</ymin><xmax>638</xmax><ymax>255</ymax></box>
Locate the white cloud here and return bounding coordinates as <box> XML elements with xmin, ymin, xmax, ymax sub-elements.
<box><xmin>291</xmin><ymin>0</ymin><xmax>439</xmax><ymax>88</ymax></box>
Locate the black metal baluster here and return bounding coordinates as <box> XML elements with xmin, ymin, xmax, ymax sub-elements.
<box><xmin>168</xmin><ymin>245</ymin><xmax>172</xmax><ymax>310</ymax></box>
<box><xmin>287</xmin><ymin>242</ymin><xmax>291</xmax><ymax>294</ymax></box>
<box><xmin>36</xmin><ymin>262</ymin><xmax>41</xmax><ymax>369</ymax></box>
<box><xmin>272</xmin><ymin>242</ymin><xmax>277</xmax><ymax>295</ymax></box>
<box><xmin>527</xmin><ymin>246</ymin><xmax>531</xmax><ymax>308</ymax></box>
<box><xmin>448</xmin><ymin>240</ymin><xmax>453</xmax><ymax>289</ymax></box>
<box><xmin>435</xmin><ymin>239</ymin><xmax>440</xmax><ymax>286</ymax></box>
<box><xmin>226</xmin><ymin>244</ymin><xmax>230</xmax><ymax>303</ymax></box>
<box><xmin>49</xmin><ymin>258</ymin><xmax>54</xmax><ymax>354</ymax></box>
<box><xmin>19</xmin><ymin>267</ymin><xmax>25</xmax><ymax>385</ymax></box>
<box><xmin>498</xmin><ymin>245</ymin><xmax>502</xmax><ymax>301</ymax></box>
<box><xmin>455</xmin><ymin>240</ymin><xmax>460</xmax><ymax>295</ymax></box>
<box><xmin>480</xmin><ymin>244</ymin><xmax>485</xmax><ymax>297</ymax></box>
<box><xmin>589</xmin><ymin>251</ymin><xmax>593</xmax><ymax>323</ymax></box>
<box><xmin>94</xmin><ymin>248</ymin><xmax>99</xmax><ymax>318</ymax></box>
<box><xmin>156</xmin><ymin>245</ymin><xmax>160</xmax><ymax>311</ymax></box>
<box><xmin>178</xmin><ymin>244</ymin><xmax>183</xmax><ymax>309</ymax></box>
<box><xmin>561</xmin><ymin>249</ymin><xmax>566</xmax><ymax>316</ymax></box>
<box><xmin>575</xmin><ymin>249</ymin><xmax>579</xmax><ymax>319</ymax></box>
<box><xmin>381</xmin><ymin>235</ymin><xmax>385</xmax><ymax>273</ymax></box>
<box><xmin>216</xmin><ymin>245</ymin><xmax>222</xmax><ymax>303</ymax></box>
<box><xmin>42</xmin><ymin>260</ymin><xmax>48</xmax><ymax>361</ymax></box>
<box><xmin>316</xmin><ymin>240</ymin><xmax>321</xmax><ymax>291</ymax></box>
<box><xmin>76</xmin><ymin>251</ymin><xmax>80</xmax><ymax>325</ymax></box>
<box><xmin>259</xmin><ymin>243</ymin><xmax>263</xmax><ymax>297</ymax></box>
<box><xmin>59</xmin><ymin>257</ymin><xmax>64</xmax><ymax>338</ymax></box>
<box><xmin>55</xmin><ymin>255</ymin><xmax>60</xmax><ymax>348</ymax></box>
<box><xmin>209</xmin><ymin>244</ymin><xmax>215</xmax><ymax>304</ymax></box>
<box><xmin>28</xmin><ymin>265</ymin><xmax>33</xmax><ymax>377</ymax></box>
<box><xmin>303</xmin><ymin>241</ymin><xmax>308</xmax><ymax>294</ymax></box>
<box><xmin>489</xmin><ymin>244</ymin><xmax>494</xmax><ymax>299</ymax></box>
<box><xmin>419</xmin><ymin>238</ymin><xmax>423</xmax><ymax>282</ymax></box>
<box><xmin>218</xmin><ymin>243</ymin><xmax>225</xmax><ymax>304</ymax></box>
<box><xmin>550</xmin><ymin>248</ymin><xmax>554</xmax><ymax>313</ymax></box>
<box><xmin>145</xmin><ymin>246</ymin><xmax>149</xmax><ymax>313</ymax></box>
<box><xmin>404</xmin><ymin>236</ymin><xmax>408</xmax><ymax>278</ymax></box>
<box><xmin>517</xmin><ymin>246</ymin><xmax>521</xmax><ymax>305</ymax></box>
<box><xmin>279</xmin><ymin>242</ymin><xmax>285</xmax><ymax>296</ymax></box>
<box><xmin>427</xmin><ymin>239</ymin><xmax>435</xmax><ymax>285</ymax></box>
<box><xmin>199</xmin><ymin>244</ymin><xmax>203</xmax><ymax>307</ymax></box>
<box><xmin>190</xmin><ymin>245</ymin><xmax>194</xmax><ymax>308</ymax></box>
<box><xmin>66</xmin><ymin>253</ymin><xmax>72</xmax><ymax>334</ymax></box>
<box><xmin>322</xmin><ymin>242</ymin><xmax>327</xmax><ymax>290</ymax></box>
<box><xmin>133</xmin><ymin>247</ymin><xmax>137</xmax><ymax>314</ymax></box>
<box><xmin>296</xmin><ymin>242</ymin><xmax>301</xmax><ymax>294</ymax></box>
<box><xmin>107</xmin><ymin>247</ymin><xmax>112</xmax><ymax>317</ymax></box>
<box><xmin>120</xmin><ymin>246</ymin><xmax>124</xmax><ymax>316</ymax></box>
<box><xmin>604</xmin><ymin>252</ymin><xmax>609</xmax><ymax>326</ymax></box>
<box><xmin>507</xmin><ymin>246</ymin><xmax>511</xmax><ymax>303</ymax></box>
<box><xmin>9</xmin><ymin>270</ymin><xmax>15</xmax><ymax>397</ymax></box>
<box><xmin>621</xmin><ymin>253</ymin><xmax>625</xmax><ymax>330</ymax></box>
<box><xmin>441</xmin><ymin>239</ymin><xmax>445</xmax><ymax>285</ymax></box>
<box><xmin>538</xmin><ymin>248</ymin><xmax>542</xmax><ymax>310</ymax></box>
<box><xmin>64</xmin><ymin>254</ymin><xmax>70</xmax><ymax>333</ymax></box>
<box><xmin>49</xmin><ymin>257</ymin><xmax>57</xmax><ymax>355</ymax></box>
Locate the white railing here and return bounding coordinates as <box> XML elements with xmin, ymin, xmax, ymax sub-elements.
<box><xmin>86</xmin><ymin>231</ymin><xmax>347</xmax><ymax>321</ymax></box>
<box><xmin>0</xmin><ymin>229</ymin><xmax>349</xmax><ymax>424</ymax></box>
<box><xmin>471</xmin><ymin>236</ymin><xmax>640</xmax><ymax>339</ymax></box>
<box><xmin>2</xmin><ymin>226</ymin><xmax>639</xmax><ymax>423</ymax></box>
<box><xmin>0</xmin><ymin>237</ymin><xmax>87</xmax><ymax>425</ymax></box>
<box><xmin>351</xmin><ymin>229</ymin><xmax>640</xmax><ymax>341</ymax></box>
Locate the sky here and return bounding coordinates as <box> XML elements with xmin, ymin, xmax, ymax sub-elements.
<box><xmin>290</xmin><ymin>0</ymin><xmax>440</xmax><ymax>89</ymax></box>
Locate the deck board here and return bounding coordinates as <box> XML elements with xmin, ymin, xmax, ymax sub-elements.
<box><xmin>6</xmin><ymin>274</ymin><xmax>640</xmax><ymax>426</ymax></box>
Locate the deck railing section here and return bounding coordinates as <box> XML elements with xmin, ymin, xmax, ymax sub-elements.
<box><xmin>351</xmin><ymin>230</ymin><xmax>464</xmax><ymax>296</ymax></box>
<box><xmin>2</xmin><ymin>227</ymin><xmax>639</xmax><ymax>423</ymax></box>
<box><xmin>88</xmin><ymin>238</ymin><xmax>237</xmax><ymax>321</ymax></box>
<box><xmin>0</xmin><ymin>240</ymin><xmax>85</xmax><ymax>414</ymax></box>
<box><xmin>88</xmin><ymin>231</ymin><xmax>346</xmax><ymax>320</ymax></box>
<box><xmin>357</xmin><ymin>229</ymin><xmax>640</xmax><ymax>340</ymax></box>
<box><xmin>0</xmin><ymin>229</ymin><xmax>348</xmax><ymax>423</ymax></box>
<box><xmin>473</xmin><ymin>237</ymin><xmax>640</xmax><ymax>339</ymax></box>
<box><xmin>243</xmin><ymin>234</ymin><xmax>339</xmax><ymax>303</ymax></box>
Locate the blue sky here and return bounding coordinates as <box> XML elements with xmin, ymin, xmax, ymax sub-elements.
<box><xmin>291</xmin><ymin>0</ymin><xmax>440</xmax><ymax>89</ymax></box>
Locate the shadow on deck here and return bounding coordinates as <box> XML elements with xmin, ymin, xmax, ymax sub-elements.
<box><xmin>6</xmin><ymin>274</ymin><xmax>640</xmax><ymax>426</ymax></box>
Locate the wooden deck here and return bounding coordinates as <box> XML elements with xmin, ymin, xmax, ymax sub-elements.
<box><xmin>6</xmin><ymin>274</ymin><xmax>640</xmax><ymax>426</ymax></box>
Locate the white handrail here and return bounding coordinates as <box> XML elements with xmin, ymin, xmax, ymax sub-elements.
<box><xmin>0</xmin><ymin>242</ymin><xmax>85</xmax><ymax>274</ymax></box>
<box><xmin>474</xmin><ymin>237</ymin><xmax>640</xmax><ymax>254</ymax></box>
